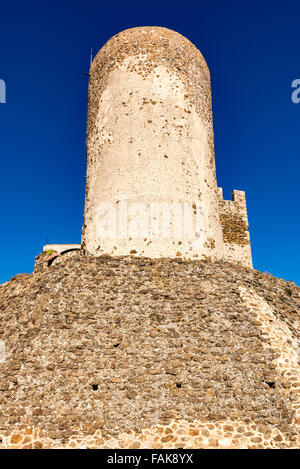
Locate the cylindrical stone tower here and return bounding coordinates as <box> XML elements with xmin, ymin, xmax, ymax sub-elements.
<box><xmin>82</xmin><ymin>26</ymin><xmax>224</xmax><ymax>260</ymax></box>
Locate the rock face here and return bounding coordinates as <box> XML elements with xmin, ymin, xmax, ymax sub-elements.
<box><xmin>82</xmin><ymin>27</ymin><xmax>252</xmax><ymax>267</ymax></box>
<box><xmin>0</xmin><ymin>252</ymin><xmax>299</xmax><ymax>449</ymax></box>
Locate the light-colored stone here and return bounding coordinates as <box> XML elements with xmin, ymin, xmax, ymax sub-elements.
<box><xmin>81</xmin><ymin>26</ymin><xmax>252</xmax><ymax>267</ymax></box>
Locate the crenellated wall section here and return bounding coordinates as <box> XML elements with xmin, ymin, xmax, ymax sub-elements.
<box><xmin>218</xmin><ymin>188</ymin><xmax>252</xmax><ymax>268</ymax></box>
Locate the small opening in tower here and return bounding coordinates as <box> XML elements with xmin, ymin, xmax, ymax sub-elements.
<box><xmin>266</xmin><ymin>381</ymin><xmax>275</xmax><ymax>389</ymax></box>
<box><xmin>113</xmin><ymin>343</ymin><xmax>120</xmax><ymax>348</ymax></box>
<box><xmin>176</xmin><ymin>383</ymin><xmax>182</xmax><ymax>388</ymax></box>
<box><xmin>92</xmin><ymin>384</ymin><xmax>98</xmax><ymax>391</ymax></box>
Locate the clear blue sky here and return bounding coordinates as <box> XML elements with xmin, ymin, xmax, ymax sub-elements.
<box><xmin>0</xmin><ymin>0</ymin><xmax>299</xmax><ymax>285</ymax></box>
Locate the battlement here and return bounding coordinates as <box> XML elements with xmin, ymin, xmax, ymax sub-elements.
<box><xmin>218</xmin><ymin>188</ymin><xmax>252</xmax><ymax>268</ymax></box>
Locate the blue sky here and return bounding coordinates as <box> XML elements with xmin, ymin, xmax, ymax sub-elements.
<box><xmin>0</xmin><ymin>0</ymin><xmax>299</xmax><ymax>285</ymax></box>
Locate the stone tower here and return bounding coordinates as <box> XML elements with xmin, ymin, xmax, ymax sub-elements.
<box><xmin>81</xmin><ymin>26</ymin><xmax>252</xmax><ymax>267</ymax></box>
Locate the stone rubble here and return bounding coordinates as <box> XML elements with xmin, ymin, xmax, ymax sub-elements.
<box><xmin>0</xmin><ymin>252</ymin><xmax>299</xmax><ymax>448</ymax></box>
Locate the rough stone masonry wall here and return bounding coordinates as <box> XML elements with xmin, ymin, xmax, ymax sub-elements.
<box><xmin>218</xmin><ymin>188</ymin><xmax>252</xmax><ymax>268</ymax></box>
<box><xmin>0</xmin><ymin>253</ymin><xmax>299</xmax><ymax>449</ymax></box>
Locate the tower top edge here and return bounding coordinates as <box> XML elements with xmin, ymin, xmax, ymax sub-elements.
<box><xmin>90</xmin><ymin>26</ymin><xmax>210</xmax><ymax>74</ymax></box>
